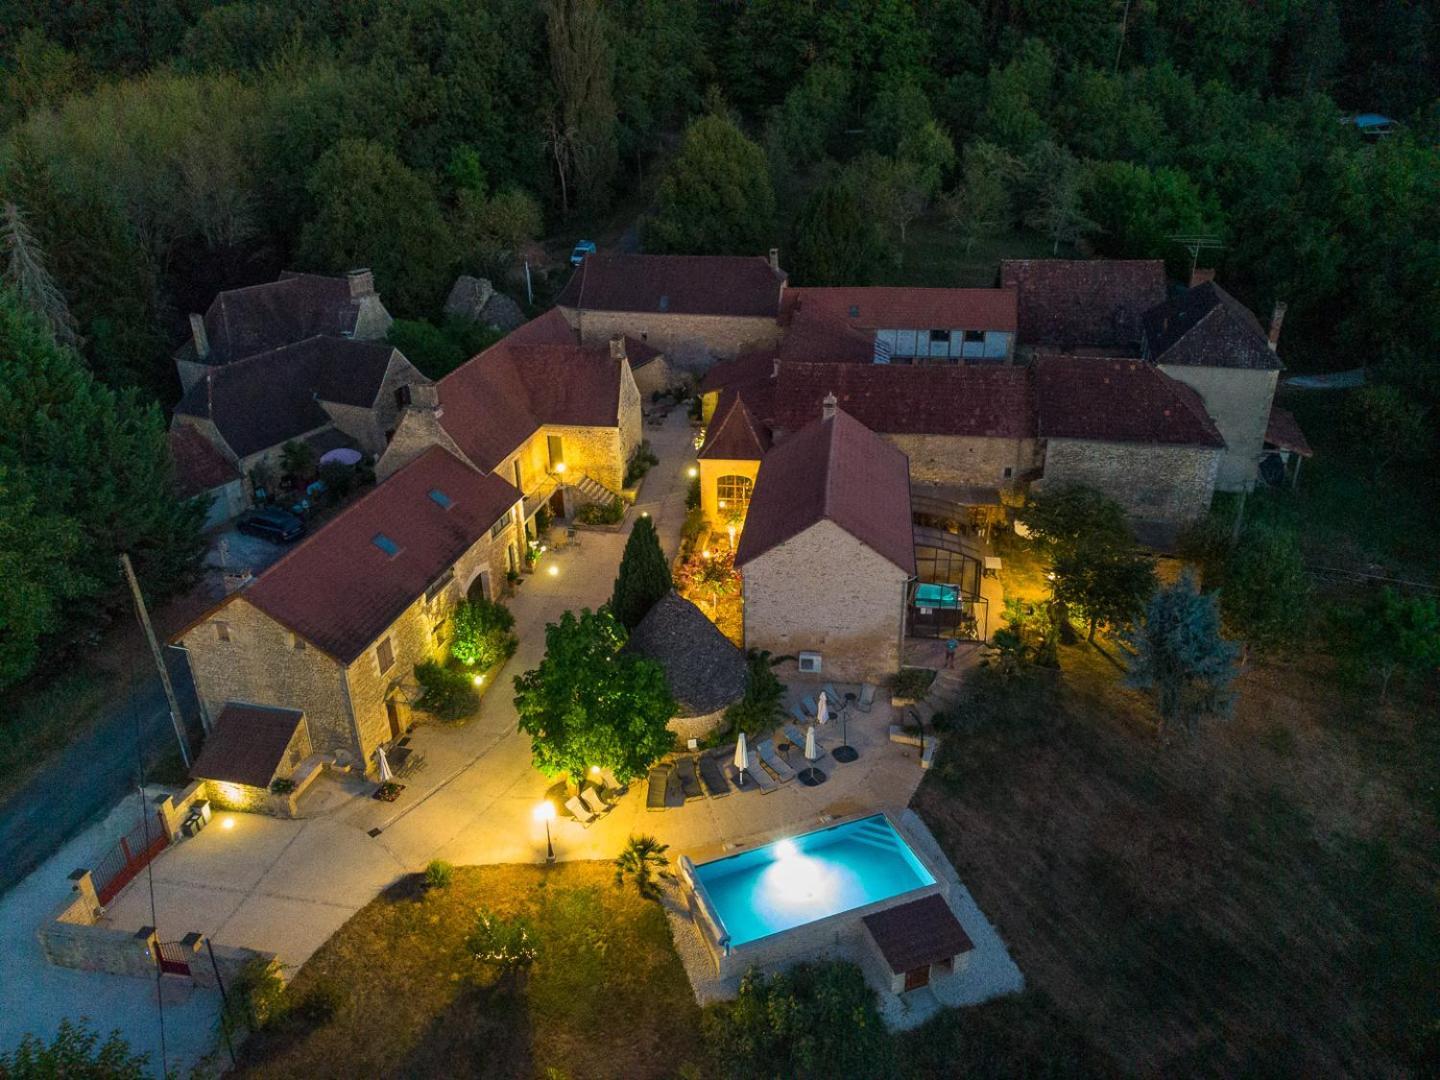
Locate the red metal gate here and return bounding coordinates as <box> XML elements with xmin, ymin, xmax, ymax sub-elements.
<box><xmin>93</xmin><ymin>813</ymin><xmax>170</xmax><ymax>906</ymax></box>
<box><xmin>156</xmin><ymin>940</ymin><xmax>192</xmax><ymax>977</ymax></box>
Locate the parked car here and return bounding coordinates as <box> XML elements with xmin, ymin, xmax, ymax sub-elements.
<box><xmin>570</xmin><ymin>240</ymin><xmax>597</xmax><ymax>266</ymax></box>
<box><xmin>236</xmin><ymin>507</ymin><xmax>306</xmax><ymax>543</ymax></box>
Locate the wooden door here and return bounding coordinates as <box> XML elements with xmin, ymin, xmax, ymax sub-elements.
<box><xmin>903</xmin><ymin>966</ymin><xmax>930</xmax><ymax>992</ymax></box>
<box><xmin>386</xmin><ymin>698</ymin><xmax>403</xmax><ymax>740</ymax></box>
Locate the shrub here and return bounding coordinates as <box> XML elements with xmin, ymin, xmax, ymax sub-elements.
<box><xmin>623</xmin><ymin>440</ymin><xmax>659</xmax><ymax>486</ymax></box>
<box><xmin>0</xmin><ymin>1019</ymin><xmax>149</xmax><ymax>1078</ymax></box>
<box><xmin>269</xmin><ymin>777</ymin><xmax>296</xmax><ymax>795</ymax></box>
<box><xmin>225</xmin><ymin>958</ymin><xmax>288</xmax><ymax>1034</ymax></box>
<box><xmin>450</xmin><ymin>597</ymin><xmax>517</xmax><ymax>669</ymax></box>
<box><xmin>414</xmin><ymin>661</ymin><xmax>480</xmax><ymax>722</ymax></box>
<box><xmin>680</xmin><ymin>506</ymin><xmax>708</xmax><ymax>557</ymax></box>
<box><xmin>890</xmin><ymin>667</ymin><xmax>936</xmax><ymax>700</ymax></box>
<box><xmin>614</xmin><ymin>834</ymin><xmax>671</xmax><ymax>898</ymax></box>
<box><xmin>686</xmin><ymin>474</ymin><xmax>701</xmax><ymax>509</ymax></box>
<box><xmin>576</xmin><ymin>498</ymin><xmax>625</xmax><ymax>526</ymax></box>
<box><xmin>318</xmin><ymin>460</ymin><xmax>358</xmax><ymax>500</ymax></box>
<box><xmin>424</xmin><ymin>859</ymin><xmax>454</xmax><ymax>890</ymax></box>
<box><xmin>723</xmin><ymin>650</ymin><xmax>785</xmax><ymax>737</ymax></box>
<box><xmin>467</xmin><ymin>907</ymin><xmax>538</xmax><ymax>971</ymax></box>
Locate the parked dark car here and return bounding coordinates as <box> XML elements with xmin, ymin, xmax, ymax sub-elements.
<box><xmin>236</xmin><ymin>507</ymin><xmax>306</xmax><ymax>543</ymax></box>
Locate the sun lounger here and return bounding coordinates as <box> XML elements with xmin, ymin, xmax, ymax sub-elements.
<box><xmin>789</xmin><ymin>703</ymin><xmax>809</xmax><ymax>725</ymax></box>
<box><xmin>581</xmin><ymin>787</ymin><xmax>609</xmax><ymax>817</ymax></box>
<box><xmin>645</xmin><ymin>765</ymin><xmax>671</xmax><ymax>811</ymax></box>
<box><xmin>727</xmin><ymin>751</ymin><xmax>777</xmax><ymax>793</ymax></box>
<box><xmin>823</xmin><ymin>683</ymin><xmax>842</xmax><ymax>705</ymax></box>
<box><xmin>801</xmin><ymin>694</ymin><xmax>818</xmax><ymax>717</ymax></box>
<box><xmin>757</xmin><ymin>739</ymin><xmax>796</xmax><ymax>782</ymax></box>
<box><xmin>696</xmin><ymin>753</ymin><xmax>731</xmax><ymax>798</ymax></box>
<box><xmin>676</xmin><ymin>756</ymin><xmax>704</xmax><ymax>801</ymax></box>
<box><xmin>784</xmin><ymin>723</ymin><xmax>825</xmax><ymax>762</ymax></box>
<box><xmin>566</xmin><ymin>794</ymin><xmax>596</xmax><ymax>825</ymax></box>
<box><xmin>600</xmin><ymin>767</ymin><xmax>625</xmax><ymax>793</ymax></box>
<box><xmin>858</xmin><ymin>683</ymin><xmax>876</xmax><ymax>712</ymax></box>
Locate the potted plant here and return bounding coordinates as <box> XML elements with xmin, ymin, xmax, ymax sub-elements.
<box><xmin>374</xmin><ymin>781</ymin><xmax>405</xmax><ymax>803</ymax></box>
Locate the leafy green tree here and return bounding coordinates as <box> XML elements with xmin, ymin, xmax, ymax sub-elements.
<box><xmin>1</xmin><ymin>200</ymin><xmax>78</xmax><ymax>346</ymax></box>
<box><xmin>863</xmin><ymin>81</ymin><xmax>934</xmax><ymax>158</ymax></box>
<box><xmin>843</xmin><ymin>152</ymin><xmax>929</xmax><ymax>249</ymax></box>
<box><xmin>1022</xmin><ymin>140</ymin><xmax>1097</xmax><ymax>253</ymax></box>
<box><xmin>544</xmin><ymin>0</ymin><xmax>618</xmax><ymax>213</ymax></box>
<box><xmin>453</xmin><ymin>187</ymin><xmax>542</xmax><ymax>278</ymax></box>
<box><xmin>450</xmin><ymin>596</ymin><xmax>519</xmax><ymax>669</ymax></box>
<box><xmin>1220</xmin><ymin>525</ymin><xmax>1310</xmax><ymax>648</ymax></box>
<box><xmin>1051</xmin><ymin>541</ymin><xmax>1156</xmax><ymax>643</ymax></box>
<box><xmin>979</xmin><ymin>38</ymin><xmax>1055</xmax><ymax>152</ymax></box>
<box><xmin>1</xmin><ymin>29</ymin><xmax>85</xmax><ymax>126</ymax></box>
<box><xmin>513</xmin><ymin>608</ymin><xmax>675</xmax><ymax>783</ymax></box>
<box><xmin>1343</xmin><ymin>384</ymin><xmax>1429</xmax><ymax>481</ymax></box>
<box><xmin>763</xmin><ymin>64</ymin><xmax>852</xmax><ymax>184</ymax></box>
<box><xmin>610</xmin><ymin>516</ymin><xmax>672</xmax><ymax>631</ymax></box>
<box><xmin>279</xmin><ymin>440</ymin><xmax>318</xmax><ymax>484</ymax></box>
<box><xmin>613</xmin><ymin>834</ymin><xmax>671</xmax><ymax>898</ymax></box>
<box><xmin>645</xmin><ymin>115</ymin><xmax>775</xmax><ymax>255</ymax></box>
<box><xmin>703</xmin><ymin>962</ymin><xmax>896</xmax><ymax>1080</ymax></box>
<box><xmin>386</xmin><ymin>318</ymin><xmax>505</xmax><ymax>381</ymax></box>
<box><xmin>1125</xmin><ymin>572</ymin><xmax>1241</xmax><ymax>735</ymax></box>
<box><xmin>413</xmin><ymin>661</ymin><xmax>480</xmax><ymax>722</ymax></box>
<box><xmin>1018</xmin><ymin>485</ymin><xmax>1131</xmax><ymax>554</ymax></box>
<box><xmin>612</xmin><ymin>0</ymin><xmax>708</xmax><ymax>173</ymax></box>
<box><xmin>1083</xmin><ymin>161</ymin><xmax>1221</xmax><ymax>278</ymax></box>
<box><xmin>791</xmin><ymin>182</ymin><xmax>881</xmax><ymax>287</ymax></box>
<box><xmin>943</xmin><ymin>141</ymin><xmax>1024</xmax><ymax>252</ymax></box>
<box><xmin>0</xmin><ymin>464</ymin><xmax>86</xmax><ymax>686</ymax></box>
<box><xmin>1351</xmin><ymin>589</ymin><xmax>1440</xmax><ymax>704</ymax></box>
<box><xmin>298</xmin><ymin>139</ymin><xmax>453</xmax><ymax>316</ymax></box>
<box><xmin>0</xmin><ymin>1018</ymin><xmax>149</xmax><ymax>1079</ymax></box>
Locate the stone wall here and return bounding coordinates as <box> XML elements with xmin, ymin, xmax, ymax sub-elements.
<box><xmin>617</xmin><ymin>360</ymin><xmax>643</xmax><ymax>470</ymax></box>
<box><xmin>632</xmin><ymin>357</ymin><xmax>674</xmax><ymax>399</ymax></box>
<box><xmin>1158</xmin><ymin>364</ymin><xmax>1277</xmax><ymax>492</ymax></box>
<box><xmin>884</xmin><ymin>434</ymin><xmax>1040</xmax><ymax>492</ymax></box>
<box><xmin>375</xmin><ymin>406</ymin><xmax>473</xmax><ymax>482</ymax></box>
<box><xmin>371</xmin><ymin>351</ymin><xmax>431</xmax><ymax>438</ymax></box>
<box><xmin>40</xmin><ymin>920</ymin><xmax>162</xmax><ymax>980</ymax></box>
<box><xmin>321</xmin><ymin>400</ymin><xmax>388</xmax><ymax>457</ymax></box>
<box><xmin>1038</xmin><ymin>438</ymin><xmax>1219</xmax><ymax>527</ymax></box>
<box><xmin>545</xmin><ymin>424</ymin><xmax>626</xmax><ymax>495</ymax></box>
<box><xmin>669</xmin><ymin>706</ymin><xmax>730</xmax><ymax>745</ymax></box>
<box><xmin>569</xmin><ymin>309</ymin><xmax>783</xmax><ymax>360</ymax></box>
<box><xmin>741</xmin><ymin>520</ymin><xmax>910</xmax><ymax>681</ymax></box>
<box><xmin>180</xmin><ymin>597</ymin><xmax>358</xmax><ymax>760</ymax></box>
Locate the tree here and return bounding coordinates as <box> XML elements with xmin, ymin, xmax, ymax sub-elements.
<box><xmin>512</xmin><ymin>608</ymin><xmax>675</xmax><ymax>783</ymax></box>
<box><xmin>612</xmin><ymin>0</ymin><xmax>708</xmax><ymax>175</ymax></box>
<box><xmin>298</xmin><ymin>139</ymin><xmax>453</xmax><ymax>316</ymax></box>
<box><xmin>763</xmin><ymin>64</ymin><xmax>852</xmax><ymax>184</ymax></box>
<box><xmin>279</xmin><ymin>439</ymin><xmax>318</xmax><ymax>484</ymax></box>
<box><xmin>1018</xmin><ymin>485</ymin><xmax>1131</xmax><ymax>553</ymax></box>
<box><xmin>613</xmin><ymin>834</ymin><xmax>671</xmax><ymax>898</ymax></box>
<box><xmin>0</xmin><ymin>464</ymin><xmax>86</xmax><ymax>686</ymax></box>
<box><xmin>1083</xmin><ymin>160</ymin><xmax>1221</xmax><ymax>277</ymax></box>
<box><xmin>610</xmin><ymin>516</ymin><xmax>672</xmax><ymax>631</ymax></box>
<box><xmin>450</xmin><ymin>596</ymin><xmax>519</xmax><ymax>669</ymax></box>
<box><xmin>645</xmin><ymin>115</ymin><xmax>776</xmax><ymax>255</ymax></box>
<box><xmin>386</xmin><ymin>317</ymin><xmax>505</xmax><ymax>381</ymax></box>
<box><xmin>1352</xmin><ymin>589</ymin><xmax>1440</xmax><ymax>704</ymax></box>
<box><xmin>979</xmin><ymin>39</ymin><xmax>1055</xmax><ymax>152</ymax></box>
<box><xmin>544</xmin><ymin>0</ymin><xmax>618</xmax><ymax>213</ymax></box>
<box><xmin>1051</xmin><ymin>541</ymin><xmax>1156</xmax><ymax>643</ymax></box>
<box><xmin>1343</xmin><ymin>384</ymin><xmax>1428</xmax><ymax>481</ymax></box>
<box><xmin>1220</xmin><ymin>525</ymin><xmax>1310</xmax><ymax>648</ymax></box>
<box><xmin>453</xmin><ymin>187</ymin><xmax>542</xmax><ymax>278</ymax></box>
<box><xmin>943</xmin><ymin>141</ymin><xmax>1023</xmax><ymax>252</ymax></box>
<box><xmin>1023</xmin><ymin>140</ymin><xmax>1096</xmax><ymax>254</ymax></box>
<box><xmin>1125</xmin><ymin>572</ymin><xmax>1241</xmax><ymax>735</ymax></box>
<box><xmin>791</xmin><ymin>181</ymin><xmax>881</xmax><ymax>287</ymax></box>
<box><xmin>1</xmin><ymin>200</ymin><xmax>78</xmax><ymax>346</ymax></box>
<box><xmin>0</xmin><ymin>1018</ymin><xmax>149</xmax><ymax>1079</ymax></box>
<box><xmin>843</xmin><ymin>152</ymin><xmax>929</xmax><ymax>249</ymax></box>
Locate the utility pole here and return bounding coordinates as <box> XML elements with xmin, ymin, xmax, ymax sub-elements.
<box><xmin>119</xmin><ymin>554</ymin><xmax>192</xmax><ymax>768</ymax></box>
<box><xmin>1114</xmin><ymin>0</ymin><xmax>1132</xmax><ymax>74</ymax></box>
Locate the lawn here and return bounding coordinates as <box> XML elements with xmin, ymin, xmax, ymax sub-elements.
<box><xmin>232</xmin><ymin>862</ymin><xmax>704</xmax><ymax>1079</ymax></box>
<box><xmin>878</xmin><ymin>220</ymin><xmax>1057</xmax><ymax>288</ymax></box>
<box><xmin>0</xmin><ymin>667</ymin><xmax>115</xmax><ymax>804</ymax></box>
<box><xmin>912</xmin><ymin>643</ymin><xmax>1440</xmax><ymax>1075</ymax></box>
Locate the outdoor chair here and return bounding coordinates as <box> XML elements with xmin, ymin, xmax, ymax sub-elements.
<box><xmin>802</xmin><ymin>694</ymin><xmax>818</xmax><ymax>717</ymax></box>
<box><xmin>599</xmin><ymin>767</ymin><xmax>625</xmax><ymax>794</ymax></box>
<box><xmin>675</xmin><ymin>757</ymin><xmax>704</xmax><ymax>801</ymax></box>
<box><xmin>823</xmin><ymin>683</ymin><xmax>842</xmax><ymax>705</ymax></box>
<box><xmin>581</xmin><ymin>787</ymin><xmax>610</xmax><ymax>817</ymax></box>
<box><xmin>757</xmin><ymin>739</ymin><xmax>796</xmax><ymax>782</ymax></box>
<box><xmin>727</xmin><ymin>749</ymin><xmax>777</xmax><ymax>794</ymax></box>
<box><xmin>858</xmin><ymin>683</ymin><xmax>877</xmax><ymax>712</ymax></box>
<box><xmin>645</xmin><ymin>765</ymin><xmax>671</xmax><ymax>812</ymax></box>
<box><xmin>784</xmin><ymin>724</ymin><xmax>824</xmax><ymax>762</ymax></box>
<box><xmin>789</xmin><ymin>703</ymin><xmax>809</xmax><ymax>725</ymax></box>
<box><xmin>566</xmin><ymin>795</ymin><xmax>596</xmax><ymax>826</ymax></box>
<box><xmin>696</xmin><ymin>754</ymin><xmax>731</xmax><ymax>798</ymax></box>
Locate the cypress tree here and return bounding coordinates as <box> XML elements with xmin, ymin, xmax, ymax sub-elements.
<box><xmin>611</xmin><ymin>515</ymin><xmax>672</xmax><ymax>631</ymax></box>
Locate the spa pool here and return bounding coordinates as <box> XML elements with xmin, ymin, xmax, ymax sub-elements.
<box><xmin>690</xmin><ymin>815</ymin><xmax>935</xmax><ymax>947</ymax></box>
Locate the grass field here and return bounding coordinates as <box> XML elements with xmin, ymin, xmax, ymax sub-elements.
<box><xmin>913</xmin><ymin>643</ymin><xmax>1440</xmax><ymax>1075</ymax></box>
<box><xmin>878</xmin><ymin>220</ymin><xmax>1058</xmax><ymax>288</ymax></box>
<box><xmin>232</xmin><ymin>862</ymin><xmax>704</xmax><ymax>1079</ymax></box>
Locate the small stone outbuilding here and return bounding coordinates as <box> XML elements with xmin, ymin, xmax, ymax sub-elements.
<box><xmin>625</xmin><ymin>591</ymin><xmax>747</xmax><ymax>742</ymax></box>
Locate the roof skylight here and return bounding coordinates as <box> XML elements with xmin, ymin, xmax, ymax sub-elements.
<box><xmin>372</xmin><ymin>533</ymin><xmax>400</xmax><ymax>556</ymax></box>
<box><xmin>428</xmin><ymin>488</ymin><xmax>454</xmax><ymax>509</ymax></box>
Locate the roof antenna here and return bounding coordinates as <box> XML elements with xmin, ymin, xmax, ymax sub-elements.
<box><xmin>1167</xmin><ymin>235</ymin><xmax>1224</xmax><ymax>282</ymax></box>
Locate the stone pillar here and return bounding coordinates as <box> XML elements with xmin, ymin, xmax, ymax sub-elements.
<box><xmin>68</xmin><ymin>869</ymin><xmax>101</xmax><ymax>923</ymax></box>
<box><xmin>136</xmin><ymin>925</ymin><xmax>159</xmax><ymax>968</ymax></box>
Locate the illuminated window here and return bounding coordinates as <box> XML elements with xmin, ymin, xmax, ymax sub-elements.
<box><xmin>716</xmin><ymin>475</ymin><xmax>753</xmax><ymax>513</ymax></box>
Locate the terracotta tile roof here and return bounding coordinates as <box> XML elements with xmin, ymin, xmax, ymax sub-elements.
<box><xmin>1143</xmin><ymin>281</ymin><xmax>1281</xmax><ymax>371</ymax></box>
<box><xmin>191</xmin><ymin>704</ymin><xmax>305</xmax><ymax>788</ymax></box>
<box><xmin>622</xmin><ymin>334</ymin><xmax>662</xmax><ymax>369</ymax></box>
<box><xmin>1001</xmin><ymin>259</ymin><xmax>1166</xmax><ymax>351</ymax></box>
<box><xmin>169</xmin><ymin>425</ymin><xmax>239</xmax><ymax>497</ymax></box>
<box><xmin>173</xmin><ymin>337</ymin><xmax>400</xmax><ymax>458</ymax></box>
<box><xmin>862</xmin><ymin>893</ymin><xmax>974</xmax><ymax>974</ymax></box>
<box><xmin>1033</xmin><ymin>355</ymin><xmax>1225</xmax><ymax>447</ymax></box>
<box><xmin>699</xmin><ymin>348</ymin><xmax>778</xmax><ymax>395</ymax></box>
<box><xmin>781</xmin><ymin>287</ymin><xmax>1018</xmax><ymax>334</ymax></box>
<box><xmin>699</xmin><ymin>395</ymin><xmax>770</xmax><ymax>460</ymax></box>
<box><xmin>770</xmin><ymin>361</ymin><xmax>1036</xmax><ymax>439</ymax></box>
<box><xmin>736</xmin><ymin>407</ymin><xmax>915</xmax><ymax>574</ymax></box>
<box><xmin>555</xmin><ymin>254</ymin><xmax>786</xmax><ymax>318</ymax></box>
<box><xmin>1265</xmin><ymin>404</ymin><xmax>1313</xmax><ymax>456</ymax></box>
<box><xmin>240</xmin><ymin>447</ymin><xmax>520</xmax><ymax>662</ymax></box>
<box><xmin>186</xmin><ymin>273</ymin><xmax>364</xmax><ymax>366</ymax></box>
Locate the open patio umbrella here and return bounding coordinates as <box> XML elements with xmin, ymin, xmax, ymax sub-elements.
<box><xmin>815</xmin><ymin>691</ymin><xmax>829</xmax><ymax>725</ymax></box>
<box><xmin>734</xmin><ymin>732</ymin><xmax>749</xmax><ymax>787</ymax></box>
<box><xmin>376</xmin><ymin>745</ymin><xmax>394</xmax><ymax>783</ymax></box>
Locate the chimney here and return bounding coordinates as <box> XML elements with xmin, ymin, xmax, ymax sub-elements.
<box><xmin>408</xmin><ymin>382</ymin><xmax>442</xmax><ymax>418</ymax></box>
<box><xmin>609</xmin><ymin>335</ymin><xmax>627</xmax><ymax>363</ymax></box>
<box><xmin>347</xmin><ymin>268</ymin><xmax>376</xmax><ymax>298</ymax></box>
<box><xmin>1189</xmin><ymin>267</ymin><xmax>1216</xmax><ymax>288</ymax></box>
<box><xmin>1268</xmin><ymin>301</ymin><xmax>1287</xmax><ymax>352</ymax></box>
<box><xmin>189</xmin><ymin>313</ymin><xmax>210</xmax><ymax>359</ymax></box>
<box><xmin>771</xmin><ymin>357</ymin><xmax>781</xmax><ymax>379</ymax></box>
<box><xmin>821</xmin><ymin>391</ymin><xmax>837</xmax><ymax>421</ymax></box>
<box><xmin>768</xmin><ymin>247</ymin><xmax>780</xmax><ymax>273</ymax></box>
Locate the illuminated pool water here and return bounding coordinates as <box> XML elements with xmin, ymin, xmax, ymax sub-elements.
<box><xmin>692</xmin><ymin>815</ymin><xmax>936</xmax><ymax>947</ymax></box>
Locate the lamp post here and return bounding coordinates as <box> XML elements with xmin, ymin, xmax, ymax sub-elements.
<box><xmin>534</xmin><ymin>800</ymin><xmax>556</xmax><ymax>864</ymax></box>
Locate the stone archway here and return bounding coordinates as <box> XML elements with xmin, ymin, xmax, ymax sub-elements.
<box><xmin>464</xmin><ymin>567</ymin><xmax>490</xmax><ymax>602</ymax></box>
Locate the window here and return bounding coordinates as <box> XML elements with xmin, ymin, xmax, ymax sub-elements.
<box><xmin>214</xmin><ymin>621</ymin><xmax>230</xmax><ymax>643</ymax></box>
<box><xmin>376</xmin><ymin>636</ymin><xmax>394</xmax><ymax>675</ymax></box>
<box><xmin>929</xmin><ymin>329</ymin><xmax>948</xmax><ymax>344</ymax></box>
<box><xmin>428</xmin><ymin>488</ymin><xmax>454</xmax><ymax>509</ymax></box>
<box><xmin>893</xmin><ymin>329</ymin><xmax>918</xmax><ymax>357</ymax></box>
<box><xmin>716</xmin><ymin>475</ymin><xmax>753</xmax><ymax>514</ymax></box>
<box><xmin>372</xmin><ymin>533</ymin><xmax>400</xmax><ymax>557</ymax></box>
<box><xmin>983</xmin><ymin>331</ymin><xmax>1011</xmax><ymax>359</ymax></box>
<box><xmin>962</xmin><ymin>329</ymin><xmax>986</xmax><ymax>359</ymax></box>
<box><xmin>512</xmin><ymin>459</ymin><xmax>523</xmax><ymax>492</ymax></box>
<box><xmin>848</xmin><ymin>304</ymin><xmax>860</xmax><ymax>318</ymax></box>
<box><xmin>547</xmin><ymin>434</ymin><xmax>565</xmax><ymax>472</ymax></box>
<box><xmin>1002</xmin><ymin>466</ymin><xmax>1014</xmax><ymax>480</ymax></box>
<box><xmin>490</xmin><ymin>509</ymin><xmax>514</xmax><ymax>538</ymax></box>
<box><xmin>394</xmin><ymin>385</ymin><xmax>412</xmax><ymax>410</ymax></box>
<box><xmin>425</xmin><ymin>567</ymin><xmax>455</xmax><ymax>604</ymax></box>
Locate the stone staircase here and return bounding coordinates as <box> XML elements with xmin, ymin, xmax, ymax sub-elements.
<box><xmin>922</xmin><ymin>665</ymin><xmax>966</xmax><ymax>717</ymax></box>
<box><xmin>570</xmin><ymin>472</ymin><xmax>621</xmax><ymax>509</ymax></box>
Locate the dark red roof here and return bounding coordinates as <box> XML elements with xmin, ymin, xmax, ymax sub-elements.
<box><xmin>191</xmin><ymin>704</ymin><xmax>305</xmax><ymax>788</ymax></box>
<box><xmin>782</xmin><ymin>287</ymin><xmax>1017</xmax><ymax>333</ymax></box>
<box><xmin>1001</xmin><ymin>259</ymin><xmax>1166</xmax><ymax>351</ymax></box>
<box><xmin>699</xmin><ymin>348</ymin><xmax>777</xmax><ymax>395</ymax></box>
<box><xmin>699</xmin><ymin>395</ymin><xmax>770</xmax><ymax>460</ymax></box>
<box><xmin>862</xmin><ymin>893</ymin><xmax>974</xmax><ymax>974</ymax></box>
<box><xmin>1033</xmin><ymin>355</ymin><xmax>1225</xmax><ymax>447</ymax></box>
<box><xmin>239</xmin><ymin>447</ymin><xmax>520</xmax><ymax>662</ymax></box>
<box><xmin>622</xmin><ymin>334</ymin><xmax>662</xmax><ymax>369</ymax></box>
<box><xmin>1143</xmin><ymin>281</ymin><xmax>1281</xmax><ymax>371</ymax></box>
<box><xmin>174</xmin><ymin>337</ymin><xmax>401</xmax><ymax>458</ymax></box>
<box><xmin>556</xmin><ymin>254</ymin><xmax>786</xmax><ymax>318</ymax></box>
<box><xmin>169</xmin><ymin>425</ymin><xmax>239</xmax><ymax>497</ymax></box>
<box><xmin>1265</xmin><ymin>404</ymin><xmax>1313</xmax><ymax>456</ymax></box>
<box><xmin>771</xmin><ymin>362</ymin><xmax>1035</xmax><ymax>439</ymax></box>
<box><xmin>187</xmin><ymin>273</ymin><xmax>365</xmax><ymax>366</ymax></box>
<box><xmin>736</xmin><ymin>408</ymin><xmax>914</xmax><ymax>574</ymax></box>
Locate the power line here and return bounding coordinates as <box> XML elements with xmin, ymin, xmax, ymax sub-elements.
<box><xmin>129</xmin><ymin>651</ymin><xmax>168</xmax><ymax>1078</ymax></box>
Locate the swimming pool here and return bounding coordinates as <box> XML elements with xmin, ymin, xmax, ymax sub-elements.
<box><xmin>690</xmin><ymin>815</ymin><xmax>936</xmax><ymax>947</ymax></box>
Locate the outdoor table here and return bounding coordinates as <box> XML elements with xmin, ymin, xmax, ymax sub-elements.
<box><xmin>831</xmin><ymin>693</ymin><xmax>860</xmax><ymax>762</ymax></box>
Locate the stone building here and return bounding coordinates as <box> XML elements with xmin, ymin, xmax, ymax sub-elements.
<box><xmin>1000</xmin><ymin>258</ymin><xmax>1166</xmax><ymax>355</ymax></box>
<box><xmin>169</xmin><ymin>425</ymin><xmax>244</xmax><ymax>531</ymax></box>
<box><xmin>175</xmin><ymin>446</ymin><xmax>523</xmax><ymax>775</ymax></box>
<box><xmin>737</xmin><ymin>402</ymin><xmax>915</xmax><ymax>681</ymax></box>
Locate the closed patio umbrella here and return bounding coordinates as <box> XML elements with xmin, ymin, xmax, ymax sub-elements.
<box><xmin>376</xmin><ymin>745</ymin><xmax>394</xmax><ymax>783</ymax></box>
<box><xmin>803</xmin><ymin>725</ymin><xmax>821</xmax><ymax>784</ymax></box>
<box><xmin>815</xmin><ymin>691</ymin><xmax>829</xmax><ymax>725</ymax></box>
<box><xmin>734</xmin><ymin>732</ymin><xmax>749</xmax><ymax>786</ymax></box>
